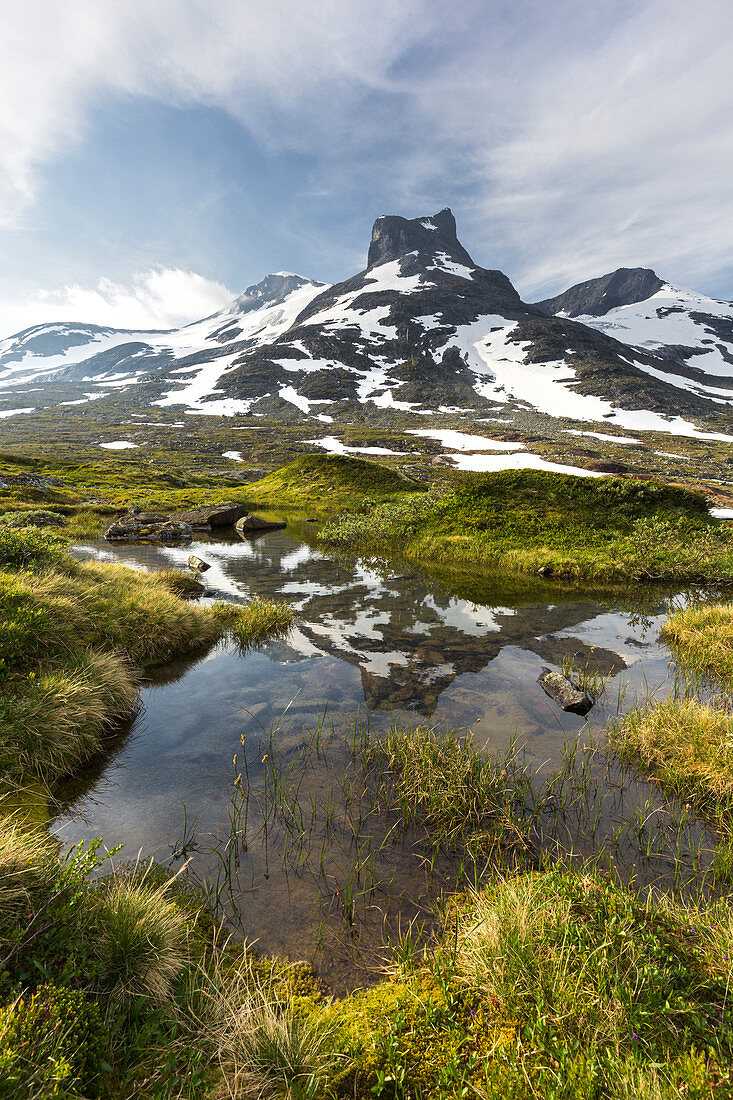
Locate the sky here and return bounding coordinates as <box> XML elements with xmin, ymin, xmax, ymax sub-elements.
<box><xmin>1</xmin><ymin>0</ymin><xmax>733</xmax><ymax>334</ymax></box>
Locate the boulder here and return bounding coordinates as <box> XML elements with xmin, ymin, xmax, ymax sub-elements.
<box><xmin>103</xmin><ymin>519</ymin><xmax>193</xmax><ymax>544</ymax></box>
<box><xmin>172</xmin><ymin>503</ymin><xmax>250</xmax><ymax>529</ymax></box>
<box><xmin>188</xmin><ymin>554</ymin><xmax>211</xmax><ymax>572</ymax></box>
<box><xmin>235</xmin><ymin>514</ymin><xmax>287</xmax><ymax>536</ymax></box>
<box><xmin>537</xmin><ymin>667</ymin><xmax>592</xmax><ymax>716</ymax></box>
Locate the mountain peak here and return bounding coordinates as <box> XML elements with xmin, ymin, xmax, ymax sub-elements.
<box><xmin>533</xmin><ymin>267</ymin><xmax>665</xmax><ymax>318</ymax></box>
<box><xmin>367</xmin><ymin>207</ymin><xmax>474</xmax><ymax>270</ymax></box>
<box><xmin>228</xmin><ymin>272</ymin><xmax>321</xmax><ymax>316</ymax></box>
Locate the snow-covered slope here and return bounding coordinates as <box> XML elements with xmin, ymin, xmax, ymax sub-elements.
<box><xmin>534</xmin><ymin>269</ymin><xmax>733</xmax><ymax>410</ymax></box>
<box><xmin>0</xmin><ymin>273</ymin><xmax>327</xmax><ymax>413</ymax></box>
<box><xmin>1</xmin><ymin>218</ymin><xmax>732</xmax><ymax>440</ymax></box>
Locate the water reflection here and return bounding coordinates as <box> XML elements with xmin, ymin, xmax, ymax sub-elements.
<box><xmin>55</xmin><ymin>520</ymin><xmax>712</xmax><ymax>987</ymax></box>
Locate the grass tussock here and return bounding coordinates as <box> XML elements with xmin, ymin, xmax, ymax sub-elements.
<box><xmin>0</xmin><ymin>529</ymin><xmax>295</xmax><ymax>786</ymax></box>
<box><xmin>95</xmin><ymin>880</ymin><xmax>192</xmax><ymax>1002</ymax></box>
<box><xmin>320</xmin><ymin>470</ymin><xmax>733</xmax><ymax>584</ymax></box>
<box><xmin>219</xmin><ymin>599</ymin><xmax>296</xmax><ymax>650</ymax></box>
<box><xmin>211</xmin><ymin>964</ymin><xmax>337</xmax><ymax>1100</ymax></box>
<box><xmin>611</xmin><ymin>698</ymin><xmax>733</xmax><ymax>815</ymax></box>
<box><xmin>0</xmin><ymin>651</ymin><xmax>138</xmax><ymax>784</ymax></box>
<box><xmin>362</xmin><ymin>724</ymin><xmax>524</xmax><ymax>853</ymax></box>
<box><xmin>662</xmin><ymin>603</ymin><xmax>733</xmax><ymax>687</ymax></box>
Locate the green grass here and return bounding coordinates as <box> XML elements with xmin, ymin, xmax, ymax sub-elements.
<box><xmin>243</xmin><ymin>453</ymin><xmax>422</xmax><ymax>509</ymax></box>
<box><xmin>5</xmin><ymin>817</ymin><xmax>733</xmax><ymax>1098</ymax></box>
<box><xmin>662</xmin><ymin>603</ymin><xmax>733</xmax><ymax>687</ymax></box>
<box><xmin>320</xmin><ymin>469</ymin><xmax>733</xmax><ymax>583</ymax></box>
<box><xmin>222</xmin><ymin>599</ymin><xmax>296</xmax><ymax>649</ymax></box>
<box><xmin>0</xmin><ymin>529</ymin><xmax>295</xmax><ymax>788</ymax></box>
<box><xmin>361</xmin><ymin>723</ymin><xmax>527</xmax><ymax>856</ymax></box>
<box><xmin>611</xmin><ymin>699</ymin><xmax>733</xmax><ymax>819</ymax></box>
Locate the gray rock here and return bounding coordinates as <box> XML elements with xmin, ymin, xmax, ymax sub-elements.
<box><xmin>103</xmin><ymin>519</ymin><xmax>193</xmax><ymax>544</ymax></box>
<box><xmin>537</xmin><ymin>667</ymin><xmax>592</xmax><ymax>715</ymax></box>
<box><xmin>173</xmin><ymin>503</ymin><xmax>250</xmax><ymax>529</ymax></box>
<box><xmin>188</xmin><ymin>554</ymin><xmax>211</xmax><ymax>572</ymax></box>
<box><xmin>235</xmin><ymin>514</ymin><xmax>287</xmax><ymax>536</ymax></box>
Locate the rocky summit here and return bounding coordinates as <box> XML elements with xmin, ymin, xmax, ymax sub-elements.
<box><xmin>0</xmin><ymin>210</ymin><xmax>731</xmax><ymax>434</ymax></box>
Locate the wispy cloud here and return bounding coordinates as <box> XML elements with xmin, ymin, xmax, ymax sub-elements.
<box><xmin>2</xmin><ymin>0</ymin><xmax>733</xmax><ymax>323</ymax></box>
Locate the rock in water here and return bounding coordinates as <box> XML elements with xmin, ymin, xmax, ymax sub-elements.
<box><xmin>187</xmin><ymin>555</ymin><xmax>211</xmax><ymax>572</ymax></box>
<box><xmin>537</xmin><ymin>667</ymin><xmax>592</xmax><ymax>715</ymax></box>
<box><xmin>103</xmin><ymin>519</ymin><xmax>193</xmax><ymax>544</ymax></box>
<box><xmin>235</xmin><ymin>514</ymin><xmax>287</xmax><ymax>536</ymax></box>
<box><xmin>173</xmin><ymin>503</ymin><xmax>249</xmax><ymax>529</ymax></box>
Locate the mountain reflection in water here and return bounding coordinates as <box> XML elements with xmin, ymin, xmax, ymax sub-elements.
<box><xmin>53</xmin><ymin>517</ymin><xmax>701</xmax><ymax>987</ymax></box>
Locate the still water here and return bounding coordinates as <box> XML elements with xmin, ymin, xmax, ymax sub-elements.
<box><xmin>54</xmin><ymin>516</ymin><xmax>711</xmax><ymax>988</ymax></box>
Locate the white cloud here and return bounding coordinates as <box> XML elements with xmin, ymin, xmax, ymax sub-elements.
<box><xmin>1</xmin><ymin>0</ymin><xmax>733</xmax><ymax>298</ymax></box>
<box><xmin>0</xmin><ymin>268</ymin><xmax>233</xmax><ymax>335</ymax></box>
<box><xmin>0</xmin><ymin>0</ymin><xmax>436</xmax><ymax>226</ymax></box>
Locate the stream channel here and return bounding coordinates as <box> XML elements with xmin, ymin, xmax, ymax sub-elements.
<box><xmin>54</xmin><ymin>513</ymin><xmax>721</xmax><ymax>990</ymax></box>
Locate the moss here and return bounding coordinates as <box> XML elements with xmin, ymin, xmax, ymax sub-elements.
<box><xmin>0</xmin><ymin>983</ymin><xmax>106</xmax><ymax>1099</ymax></box>
<box><xmin>244</xmin><ymin>453</ymin><xmax>422</xmax><ymax>508</ymax></box>
<box><xmin>321</xmin><ymin>470</ymin><xmax>733</xmax><ymax>584</ymax></box>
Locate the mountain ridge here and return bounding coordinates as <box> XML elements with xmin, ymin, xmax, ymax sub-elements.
<box><xmin>0</xmin><ymin>210</ymin><xmax>731</xmax><ymax>437</ymax></box>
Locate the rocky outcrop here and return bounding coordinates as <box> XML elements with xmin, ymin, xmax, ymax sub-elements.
<box><xmin>235</xmin><ymin>514</ymin><xmax>287</xmax><ymax>536</ymax></box>
<box><xmin>104</xmin><ymin>518</ymin><xmax>193</xmax><ymax>544</ymax></box>
<box><xmin>104</xmin><ymin>502</ymin><xmax>250</xmax><ymax>543</ymax></box>
<box><xmin>366</xmin><ymin>207</ymin><xmax>474</xmax><ymax>270</ymax></box>
<box><xmin>172</xmin><ymin>503</ymin><xmax>249</xmax><ymax>529</ymax></box>
<box><xmin>533</xmin><ymin>267</ymin><xmax>665</xmax><ymax>317</ymax></box>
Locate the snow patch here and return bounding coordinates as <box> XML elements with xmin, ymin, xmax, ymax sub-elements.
<box><xmin>407</xmin><ymin>429</ymin><xmax>523</xmax><ymax>452</ymax></box>
<box><xmin>446</xmin><ymin>452</ymin><xmax>602</xmax><ymax>477</ymax></box>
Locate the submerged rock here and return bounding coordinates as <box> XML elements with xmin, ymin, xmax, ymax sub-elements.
<box><xmin>537</xmin><ymin>667</ymin><xmax>592</xmax><ymax>715</ymax></box>
<box><xmin>235</xmin><ymin>514</ymin><xmax>287</xmax><ymax>536</ymax></box>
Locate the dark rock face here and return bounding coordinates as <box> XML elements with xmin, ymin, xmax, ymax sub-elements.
<box><xmin>173</xmin><ymin>503</ymin><xmax>249</xmax><ymax>529</ymax></box>
<box><xmin>534</xmin><ymin>268</ymin><xmax>665</xmax><ymax>318</ymax></box>
<box><xmin>366</xmin><ymin>207</ymin><xmax>474</xmax><ymax>270</ymax></box>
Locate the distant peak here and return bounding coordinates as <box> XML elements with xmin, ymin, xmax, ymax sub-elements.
<box><xmin>367</xmin><ymin>207</ymin><xmax>474</xmax><ymax>270</ymax></box>
<box><xmin>534</xmin><ymin>267</ymin><xmax>665</xmax><ymax>318</ymax></box>
<box><xmin>229</xmin><ymin>272</ymin><xmax>322</xmax><ymax>316</ymax></box>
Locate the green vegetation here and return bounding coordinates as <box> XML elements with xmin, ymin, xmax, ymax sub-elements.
<box><xmin>243</xmin><ymin>453</ymin><xmax>422</xmax><ymax>508</ymax></box>
<box><xmin>612</xmin><ymin>699</ymin><xmax>733</xmax><ymax>817</ymax></box>
<box><xmin>321</xmin><ymin>469</ymin><xmax>733</xmax><ymax>583</ymax></box>
<box><xmin>6</xmin><ymin>447</ymin><xmax>733</xmax><ymax>1095</ymax></box>
<box><xmin>223</xmin><ymin>598</ymin><xmax>296</xmax><ymax>649</ymax></box>
<box><xmin>4</xmin><ymin>820</ymin><xmax>733</xmax><ymax>1098</ymax></box>
<box><xmin>662</xmin><ymin>603</ymin><xmax>733</xmax><ymax>686</ymax></box>
<box><xmin>0</xmin><ymin>528</ymin><xmax>294</xmax><ymax>791</ymax></box>
<box><xmin>362</xmin><ymin>723</ymin><xmax>528</xmax><ymax>856</ymax></box>
<box><xmin>612</xmin><ymin>602</ymin><xmax>733</xmax><ymax>824</ymax></box>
